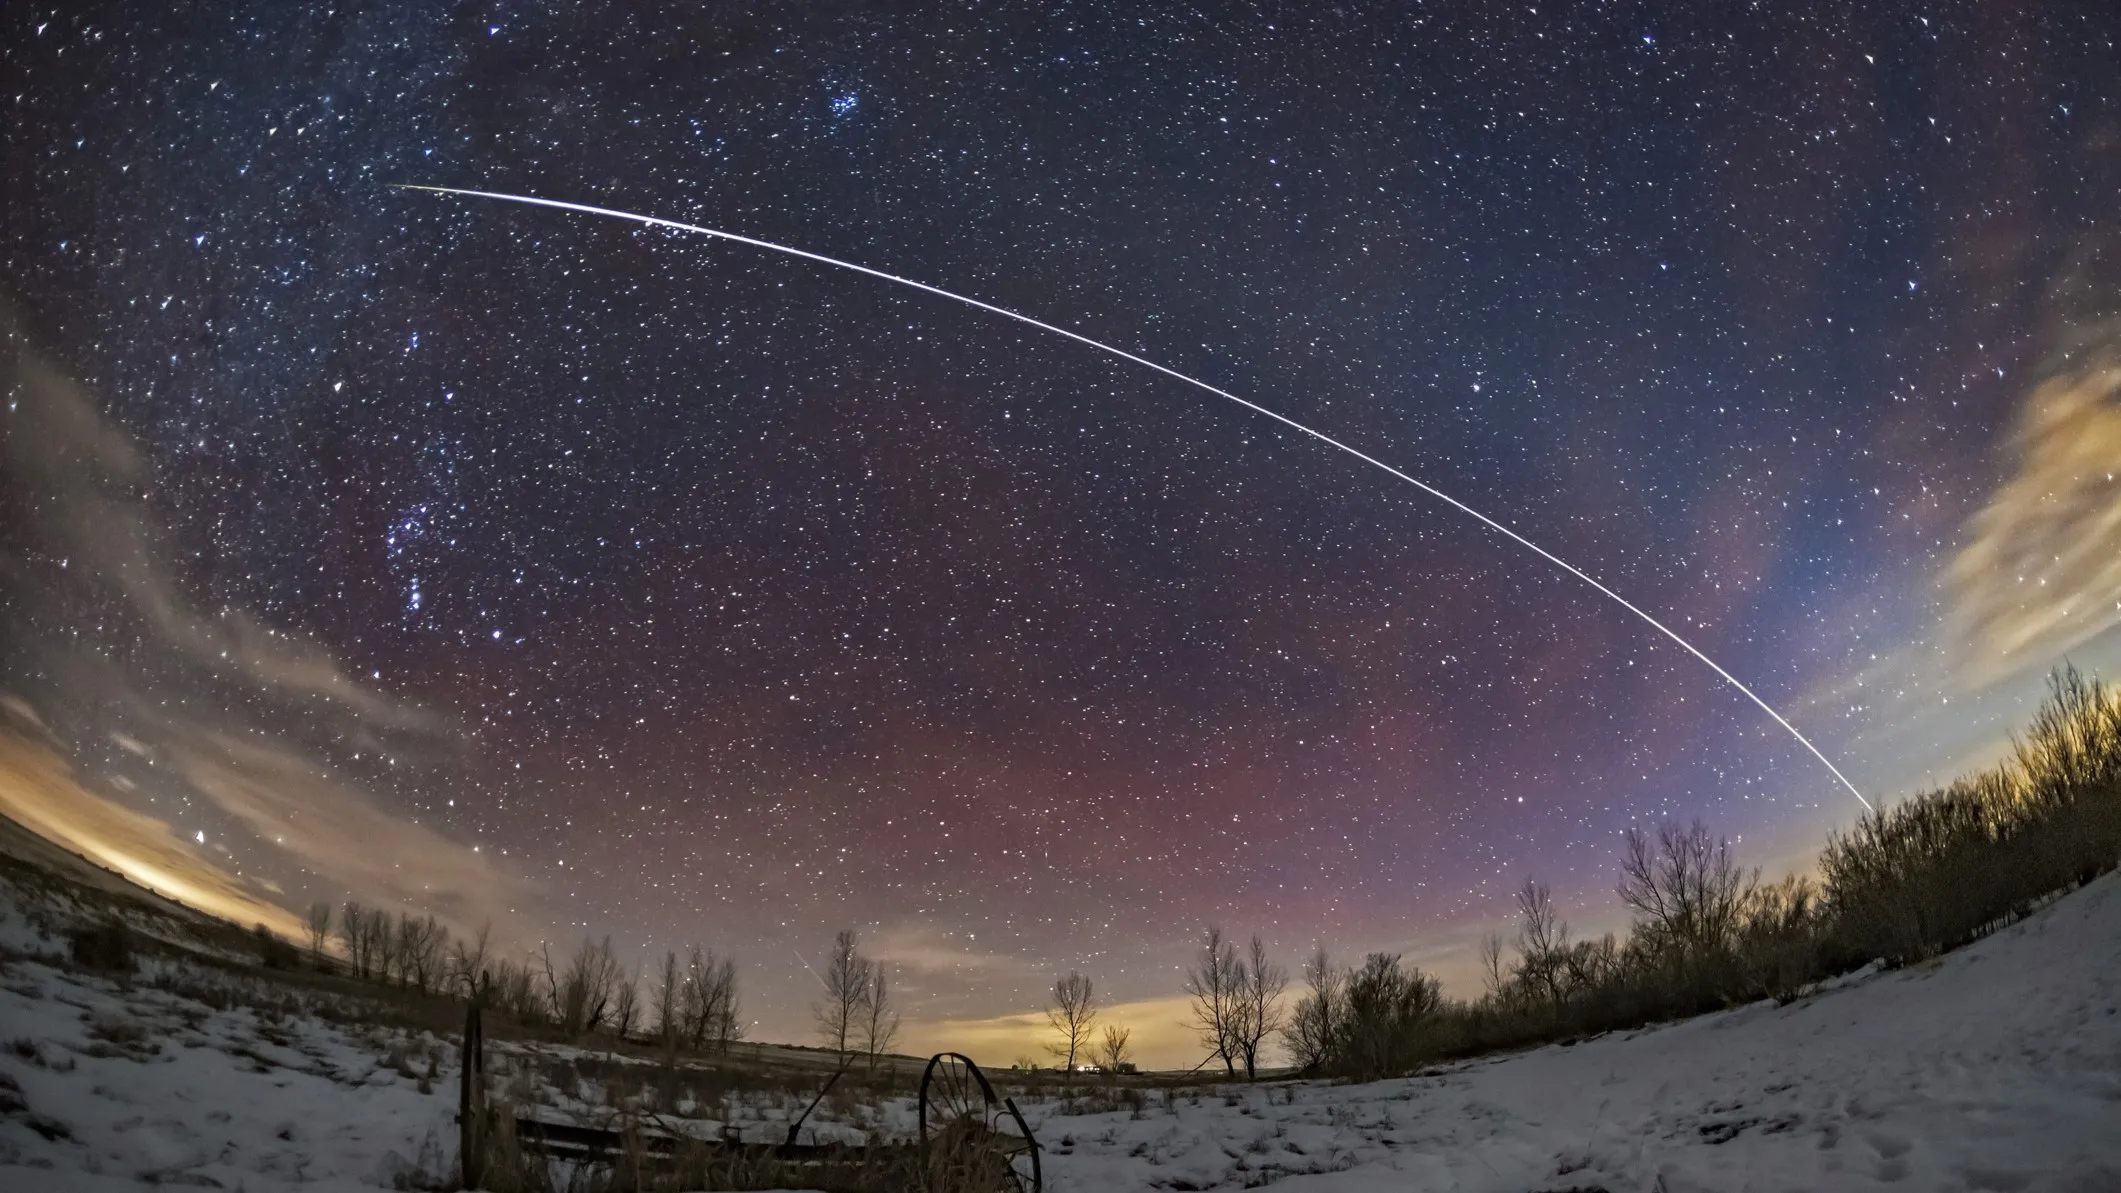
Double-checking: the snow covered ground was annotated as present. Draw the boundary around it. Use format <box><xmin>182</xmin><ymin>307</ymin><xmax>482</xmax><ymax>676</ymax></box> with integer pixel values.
<box><xmin>1027</xmin><ymin>871</ymin><xmax>2121</xmax><ymax>1193</ymax></box>
<box><xmin>0</xmin><ymin>950</ymin><xmax>459</xmax><ymax>1192</ymax></box>
<box><xmin>1</xmin><ymin>869</ymin><xmax>2117</xmax><ymax>1191</ymax></box>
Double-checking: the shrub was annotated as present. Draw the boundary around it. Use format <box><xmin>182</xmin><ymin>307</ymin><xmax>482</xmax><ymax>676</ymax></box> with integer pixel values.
<box><xmin>1616</xmin><ymin>820</ymin><xmax>1753</xmax><ymax>996</ymax></box>
<box><xmin>1415</xmin><ymin>664</ymin><xmax>2121</xmax><ymax>1071</ymax></box>
<box><xmin>1287</xmin><ymin>952</ymin><xmax>1442</xmax><ymax>1080</ymax></box>
<box><xmin>68</xmin><ymin>921</ymin><xmax>137</xmax><ymax>973</ymax></box>
<box><xmin>255</xmin><ymin>924</ymin><xmax>301</xmax><ymax>970</ymax></box>
<box><xmin>1734</xmin><ymin>875</ymin><xmax>1822</xmax><ymax>1004</ymax></box>
<box><xmin>1336</xmin><ymin>953</ymin><xmax>1442</xmax><ymax>1080</ymax></box>
<box><xmin>1822</xmin><ymin>665</ymin><xmax>2121</xmax><ymax>966</ymax></box>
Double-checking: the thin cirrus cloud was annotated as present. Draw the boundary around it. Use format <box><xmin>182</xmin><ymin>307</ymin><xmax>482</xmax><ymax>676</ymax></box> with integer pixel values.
<box><xmin>1792</xmin><ymin>236</ymin><xmax>2121</xmax><ymax>815</ymax></box>
<box><xmin>1</xmin><ymin>301</ymin><xmax>530</xmax><ymax>940</ymax></box>
<box><xmin>163</xmin><ymin>724</ymin><xmax>532</xmax><ymax>932</ymax></box>
<box><xmin>0</xmin><ymin>719</ymin><xmax>308</xmax><ymax>939</ymax></box>
<box><xmin>1</xmin><ymin>303</ymin><xmax>439</xmax><ymax>734</ymax></box>
<box><xmin>1947</xmin><ymin>378</ymin><xmax>2121</xmax><ymax>684</ymax></box>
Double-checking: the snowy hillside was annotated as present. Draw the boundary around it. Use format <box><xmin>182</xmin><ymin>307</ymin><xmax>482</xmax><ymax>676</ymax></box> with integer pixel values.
<box><xmin>1031</xmin><ymin>871</ymin><xmax>2121</xmax><ymax>1192</ymax></box>
<box><xmin>2</xmin><ymin>868</ymin><xmax>2117</xmax><ymax>1191</ymax></box>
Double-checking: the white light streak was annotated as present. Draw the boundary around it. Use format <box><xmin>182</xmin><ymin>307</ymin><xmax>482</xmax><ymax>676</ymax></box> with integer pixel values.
<box><xmin>398</xmin><ymin>183</ymin><xmax>1871</xmax><ymax>812</ymax></box>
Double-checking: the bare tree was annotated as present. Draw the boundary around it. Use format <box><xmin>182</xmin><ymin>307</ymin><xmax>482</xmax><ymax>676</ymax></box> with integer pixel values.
<box><xmin>682</xmin><ymin>948</ymin><xmax>711</xmax><ymax>1049</ymax></box>
<box><xmin>304</xmin><ymin>901</ymin><xmax>333</xmax><ymax>965</ymax></box>
<box><xmin>860</xmin><ymin>964</ymin><xmax>901</xmax><ymax>1073</ymax></box>
<box><xmin>420</xmin><ymin>916</ymin><xmax>447</xmax><ymax>992</ymax></box>
<box><xmin>394</xmin><ymin>914</ymin><xmax>416</xmax><ymax>988</ymax></box>
<box><xmin>1183</xmin><ymin>927</ymin><xmax>1244</xmax><ymax>1076</ymax></box>
<box><xmin>1618</xmin><ymin>821</ymin><xmax>1755</xmax><ymax>976</ymax></box>
<box><xmin>682</xmin><ymin>947</ymin><xmax>742</xmax><ymax>1053</ymax></box>
<box><xmin>398</xmin><ymin>914</ymin><xmax>448</xmax><ymax>994</ymax></box>
<box><xmin>340</xmin><ymin>902</ymin><xmax>369</xmax><ymax>978</ymax></box>
<box><xmin>1514</xmin><ymin>879</ymin><xmax>1570</xmax><ymax>1010</ymax></box>
<box><xmin>1044</xmin><ymin>972</ymin><xmax>1098</xmax><ymax>1078</ymax></box>
<box><xmin>581</xmin><ymin>938</ymin><xmax>623</xmax><ymax>1033</ymax></box>
<box><xmin>814</xmin><ymin>930</ymin><xmax>871</xmax><ymax>1060</ymax></box>
<box><xmin>544</xmin><ymin>937</ymin><xmax>623</xmax><ymax>1037</ymax></box>
<box><xmin>653</xmin><ymin>951</ymin><xmax>683</xmax><ymax>1051</ymax></box>
<box><xmin>610</xmin><ymin>964</ymin><xmax>642</xmax><ymax>1040</ymax></box>
<box><xmin>1337</xmin><ymin>953</ymin><xmax>1442</xmax><ymax>1081</ymax></box>
<box><xmin>491</xmin><ymin>957</ymin><xmax>542</xmax><ymax>1024</ymax></box>
<box><xmin>1737</xmin><ymin>874</ymin><xmax>1821</xmax><ymax>1003</ymax></box>
<box><xmin>708</xmin><ymin>955</ymin><xmax>743</xmax><ymax>1052</ymax></box>
<box><xmin>1478</xmin><ymin>932</ymin><xmax>1507</xmax><ymax>1000</ymax></box>
<box><xmin>1230</xmin><ymin>935</ymin><xmax>1288</xmax><ymax>1080</ymax></box>
<box><xmin>1094</xmin><ymin>1023</ymin><xmax>1133</xmax><ymax>1075</ymax></box>
<box><xmin>1561</xmin><ymin>932</ymin><xmax>1622</xmax><ymax>994</ymax></box>
<box><xmin>1285</xmin><ymin>947</ymin><xmax>1342</xmax><ymax>1073</ymax></box>
<box><xmin>368</xmin><ymin>910</ymin><xmax>400</xmax><ymax>984</ymax></box>
<box><xmin>450</xmin><ymin>923</ymin><xmax>494</xmax><ymax>1001</ymax></box>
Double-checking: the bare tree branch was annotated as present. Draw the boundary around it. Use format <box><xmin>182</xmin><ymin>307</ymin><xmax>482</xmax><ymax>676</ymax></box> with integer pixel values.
<box><xmin>814</xmin><ymin>929</ymin><xmax>871</xmax><ymax>1060</ymax></box>
<box><xmin>860</xmin><ymin>964</ymin><xmax>901</xmax><ymax>1074</ymax></box>
<box><xmin>1183</xmin><ymin>927</ymin><xmax>1244</xmax><ymax>1077</ymax></box>
<box><xmin>1044</xmin><ymin>972</ymin><xmax>1098</xmax><ymax>1080</ymax></box>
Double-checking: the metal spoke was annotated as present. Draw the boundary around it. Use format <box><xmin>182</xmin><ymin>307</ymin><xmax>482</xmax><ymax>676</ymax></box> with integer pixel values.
<box><xmin>919</xmin><ymin>1052</ymin><xmax>1040</xmax><ymax>1193</ymax></box>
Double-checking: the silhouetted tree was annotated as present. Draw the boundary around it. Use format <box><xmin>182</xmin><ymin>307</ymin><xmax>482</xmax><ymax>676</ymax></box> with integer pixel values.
<box><xmin>339</xmin><ymin>902</ymin><xmax>369</xmax><ymax>978</ymax></box>
<box><xmin>1285</xmin><ymin>947</ymin><xmax>1341</xmax><ymax>1073</ymax></box>
<box><xmin>814</xmin><ymin>929</ymin><xmax>871</xmax><ymax>1060</ymax></box>
<box><xmin>1183</xmin><ymin>927</ymin><xmax>1244</xmax><ymax>1076</ymax></box>
<box><xmin>1619</xmin><ymin>821</ymin><xmax>1754</xmax><ymax>986</ymax></box>
<box><xmin>543</xmin><ymin>937</ymin><xmax>622</xmax><ymax>1037</ymax></box>
<box><xmin>449</xmin><ymin>923</ymin><xmax>493</xmax><ymax>1000</ymax></box>
<box><xmin>1095</xmin><ymin>1023</ymin><xmax>1133</xmax><ymax>1075</ymax></box>
<box><xmin>861</xmin><ymin>964</ymin><xmax>901</xmax><ymax>1073</ymax></box>
<box><xmin>610</xmin><ymin>964</ymin><xmax>642</xmax><ymax>1040</ymax></box>
<box><xmin>1514</xmin><ymin>879</ymin><xmax>1571</xmax><ymax>1012</ymax></box>
<box><xmin>683</xmin><ymin>946</ymin><xmax>742</xmax><ymax>1053</ymax></box>
<box><xmin>1336</xmin><ymin>953</ymin><xmax>1441</xmax><ymax>1081</ymax></box>
<box><xmin>1044</xmin><ymin>972</ymin><xmax>1097</xmax><ymax>1079</ymax></box>
<box><xmin>304</xmin><ymin>901</ymin><xmax>332</xmax><ymax>965</ymax></box>
<box><xmin>1231</xmin><ymin>935</ymin><xmax>1287</xmax><ymax>1079</ymax></box>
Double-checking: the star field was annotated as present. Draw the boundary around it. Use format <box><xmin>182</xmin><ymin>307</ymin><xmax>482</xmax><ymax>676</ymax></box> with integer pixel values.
<box><xmin>3</xmin><ymin>2</ymin><xmax>2118</xmax><ymax>1044</ymax></box>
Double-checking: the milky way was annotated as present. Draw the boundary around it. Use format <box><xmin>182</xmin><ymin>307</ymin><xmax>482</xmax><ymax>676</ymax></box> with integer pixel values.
<box><xmin>4</xmin><ymin>3</ymin><xmax>2117</xmax><ymax>1060</ymax></box>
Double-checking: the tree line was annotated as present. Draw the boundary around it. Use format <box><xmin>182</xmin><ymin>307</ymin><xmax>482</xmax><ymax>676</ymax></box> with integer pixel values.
<box><xmin>1160</xmin><ymin>665</ymin><xmax>2121</xmax><ymax>1081</ymax></box>
<box><xmin>289</xmin><ymin>912</ymin><xmax>901</xmax><ymax>1071</ymax></box>
<box><xmin>274</xmin><ymin>664</ymin><xmax>2117</xmax><ymax>1084</ymax></box>
<box><xmin>809</xmin><ymin>929</ymin><xmax>903</xmax><ymax>1074</ymax></box>
<box><xmin>289</xmin><ymin>902</ymin><xmax>746</xmax><ymax>1054</ymax></box>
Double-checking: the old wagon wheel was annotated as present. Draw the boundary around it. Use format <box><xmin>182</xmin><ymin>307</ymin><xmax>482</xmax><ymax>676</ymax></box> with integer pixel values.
<box><xmin>918</xmin><ymin>1052</ymin><xmax>1040</xmax><ymax>1193</ymax></box>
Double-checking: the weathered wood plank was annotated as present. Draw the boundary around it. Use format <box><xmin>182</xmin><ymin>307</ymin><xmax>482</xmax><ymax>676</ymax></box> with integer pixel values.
<box><xmin>507</xmin><ymin>1115</ymin><xmax>911</xmax><ymax>1164</ymax></box>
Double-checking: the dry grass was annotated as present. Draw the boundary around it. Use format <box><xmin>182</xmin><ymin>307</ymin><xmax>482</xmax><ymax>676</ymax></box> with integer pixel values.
<box><xmin>463</xmin><ymin>1099</ymin><xmax>1032</xmax><ymax>1192</ymax></box>
<box><xmin>65</xmin><ymin>921</ymin><xmax>137</xmax><ymax>973</ymax></box>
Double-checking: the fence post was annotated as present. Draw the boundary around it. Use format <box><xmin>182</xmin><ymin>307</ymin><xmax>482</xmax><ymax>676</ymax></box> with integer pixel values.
<box><xmin>460</xmin><ymin>1001</ymin><xmax>485</xmax><ymax>1189</ymax></box>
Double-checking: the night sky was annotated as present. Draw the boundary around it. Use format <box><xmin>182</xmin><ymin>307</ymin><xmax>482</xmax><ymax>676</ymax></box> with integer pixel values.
<box><xmin>4</xmin><ymin>2</ymin><xmax>2119</xmax><ymax>1061</ymax></box>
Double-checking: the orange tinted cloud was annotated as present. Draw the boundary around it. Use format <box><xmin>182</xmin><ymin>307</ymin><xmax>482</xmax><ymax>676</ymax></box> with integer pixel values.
<box><xmin>901</xmin><ymin>994</ymin><xmax>1216</xmax><ymax>1073</ymax></box>
<box><xmin>0</xmin><ymin>726</ymin><xmax>305</xmax><ymax>939</ymax></box>
<box><xmin>1947</xmin><ymin>351</ymin><xmax>2121</xmax><ymax>685</ymax></box>
<box><xmin>163</xmin><ymin>725</ymin><xmax>532</xmax><ymax>933</ymax></box>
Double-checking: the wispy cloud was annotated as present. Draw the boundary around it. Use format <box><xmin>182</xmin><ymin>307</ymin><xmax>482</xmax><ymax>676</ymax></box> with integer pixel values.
<box><xmin>902</xmin><ymin>994</ymin><xmax>1212</xmax><ymax>1072</ymax></box>
<box><xmin>0</xmin><ymin>301</ymin><xmax>537</xmax><ymax>942</ymax></box>
<box><xmin>869</xmin><ymin>921</ymin><xmax>1043</xmax><ymax>983</ymax></box>
<box><xmin>1946</xmin><ymin>363</ymin><xmax>2121</xmax><ymax>684</ymax></box>
<box><xmin>163</xmin><ymin>725</ymin><xmax>531</xmax><ymax>932</ymax></box>
<box><xmin>1</xmin><ymin>307</ymin><xmax>439</xmax><ymax>731</ymax></box>
<box><xmin>0</xmin><ymin>722</ymin><xmax>306</xmax><ymax>938</ymax></box>
<box><xmin>1946</xmin><ymin>238</ymin><xmax>2121</xmax><ymax>688</ymax></box>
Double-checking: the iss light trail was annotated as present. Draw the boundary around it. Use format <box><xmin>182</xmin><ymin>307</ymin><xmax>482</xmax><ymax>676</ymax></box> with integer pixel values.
<box><xmin>397</xmin><ymin>183</ymin><xmax>1873</xmax><ymax>813</ymax></box>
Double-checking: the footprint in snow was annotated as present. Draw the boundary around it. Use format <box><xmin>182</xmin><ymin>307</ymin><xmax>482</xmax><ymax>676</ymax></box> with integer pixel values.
<box><xmin>1867</xmin><ymin>1131</ymin><xmax>1912</xmax><ymax>1159</ymax></box>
